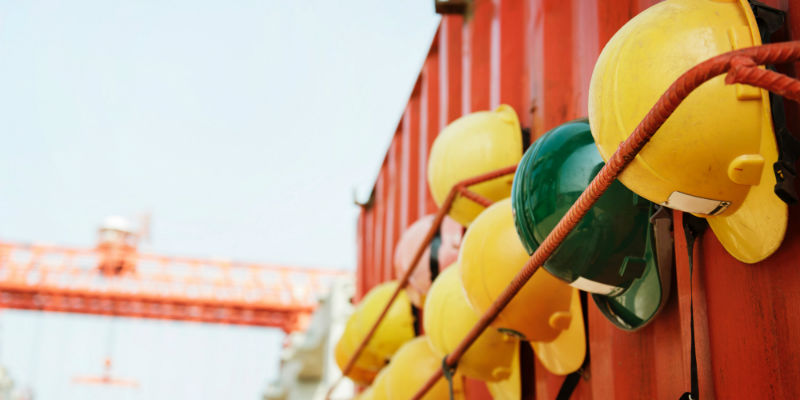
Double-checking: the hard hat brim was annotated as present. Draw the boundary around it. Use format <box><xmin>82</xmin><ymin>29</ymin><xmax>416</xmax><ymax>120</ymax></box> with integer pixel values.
<box><xmin>530</xmin><ymin>288</ymin><xmax>586</xmax><ymax>375</ymax></box>
<box><xmin>696</xmin><ymin>1</ymin><xmax>788</xmax><ymax>264</ymax></box>
<box><xmin>486</xmin><ymin>341</ymin><xmax>521</xmax><ymax>400</ymax></box>
<box><xmin>592</xmin><ymin>212</ymin><xmax>671</xmax><ymax>330</ymax></box>
<box><xmin>706</xmin><ymin>122</ymin><xmax>788</xmax><ymax>263</ymax></box>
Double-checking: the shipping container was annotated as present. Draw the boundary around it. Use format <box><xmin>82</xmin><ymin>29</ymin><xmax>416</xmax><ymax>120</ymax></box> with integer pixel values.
<box><xmin>355</xmin><ymin>1</ymin><xmax>800</xmax><ymax>398</ymax></box>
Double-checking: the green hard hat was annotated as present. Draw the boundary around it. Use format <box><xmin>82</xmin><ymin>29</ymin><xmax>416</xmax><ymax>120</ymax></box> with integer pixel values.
<box><xmin>511</xmin><ymin>119</ymin><xmax>673</xmax><ymax>330</ymax></box>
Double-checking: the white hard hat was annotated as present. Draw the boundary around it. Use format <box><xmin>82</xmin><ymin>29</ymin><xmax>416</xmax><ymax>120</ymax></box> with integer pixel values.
<box><xmin>100</xmin><ymin>216</ymin><xmax>133</xmax><ymax>233</ymax></box>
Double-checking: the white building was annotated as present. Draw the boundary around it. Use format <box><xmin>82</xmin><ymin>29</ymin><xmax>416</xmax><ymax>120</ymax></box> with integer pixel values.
<box><xmin>263</xmin><ymin>276</ymin><xmax>356</xmax><ymax>400</ymax></box>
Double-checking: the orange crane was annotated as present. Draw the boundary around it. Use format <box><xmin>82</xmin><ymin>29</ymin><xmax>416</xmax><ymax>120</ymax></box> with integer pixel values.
<box><xmin>0</xmin><ymin>217</ymin><xmax>350</xmax><ymax>334</ymax></box>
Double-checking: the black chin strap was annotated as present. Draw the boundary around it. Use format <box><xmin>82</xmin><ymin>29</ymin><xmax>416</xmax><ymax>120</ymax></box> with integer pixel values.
<box><xmin>429</xmin><ymin>231</ymin><xmax>442</xmax><ymax>281</ymax></box>
<box><xmin>442</xmin><ymin>356</ymin><xmax>457</xmax><ymax>400</ymax></box>
<box><xmin>768</xmin><ymin>79</ymin><xmax>800</xmax><ymax>204</ymax></box>
<box><xmin>750</xmin><ymin>1</ymin><xmax>799</xmax><ymax>204</ymax></box>
<box><xmin>679</xmin><ymin>214</ymin><xmax>708</xmax><ymax>400</ymax></box>
<box><xmin>521</xmin><ymin>127</ymin><xmax>532</xmax><ymax>152</ymax></box>
<box><xmin>410</xmin><ymin>304</ymin><xmax>422</xmax><ymax>336</ymax></box>
<box><xmin>520</xmin><ymin>342</ymin><xmax>536</xmax><ymax>400</ymax></box>
<box><xmin>417</xmin><ymin>230</ymin><xmax>443</xmax><ymax>338</ymax></box>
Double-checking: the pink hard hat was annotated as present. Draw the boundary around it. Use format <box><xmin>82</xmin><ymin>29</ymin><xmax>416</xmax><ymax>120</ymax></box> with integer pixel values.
<box><xmin>393</xmin><ymin>214</ymin><xmax>463</xmax><ymax>307</ymax></box>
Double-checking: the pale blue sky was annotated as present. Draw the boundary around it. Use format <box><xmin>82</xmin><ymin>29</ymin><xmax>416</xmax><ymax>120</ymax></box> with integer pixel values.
<box><xmin>0</xmin><ymin>1</ymin><xmax>439</xmax><ymax>398</ymax></box>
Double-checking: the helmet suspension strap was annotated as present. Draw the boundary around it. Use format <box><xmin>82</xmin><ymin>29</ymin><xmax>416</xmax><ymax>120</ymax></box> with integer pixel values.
<box><xmin>441</xmin><ymin>356</ymin><xmax>457</xmax><ymax>400</ymax></box>
<box><xmin>679</xmin><ymin>214</ymin><xmax>708</xmax><ymax>400</ymax></box>
<box><xmin>750</xmin><ymin>2</ymin><xmax>799</xmax><ymax>204</ymax></box>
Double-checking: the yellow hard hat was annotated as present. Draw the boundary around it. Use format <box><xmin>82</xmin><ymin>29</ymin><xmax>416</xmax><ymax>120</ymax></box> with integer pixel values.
<box><xmin>459</xmin><ymin>198</ymin><xmax>586</xmax><ymax>374</ymax></box>
<box><xmin>460</xmin><ymin>198</ymin><xmax>572</xmax><ymax>342</ymax></box>
<box><xmin>370</xmin><ymin>366</ymin><xmax>391</xmax><ymax>400</ymax></box>
<box><xmin>530</xmin><ymin>288</ymin><xmax>586</xmax><ymax>375</ymax></box>
<box><xmin>588</xmin><ymin>0</ymin><xmax>787</xmax><ymax>263</ymax></box>
<box><xmin>486</xmin><ymin>344</ymin><xmax>521</xmax><ymax>400</ymax></box>
<box><xmin>334</xmin><ymin>314</ymin><xmax>384</xmax><ymax>385</ymax></box>
<box><xmin>354</xmin><ymin>387</ymin><xmax>373</xmax><ymax>400</ymax></box>
<box><xmin>354</xmin><ymin>281</ymin><xmax>416</xmax><ymax>361</ymax></box>
<box><xmin>427</xmin><ymin>105</ymin><xmax>523</xmax><ymax>227</ymax></box>
<box><xmin>423</xmin><ymin>263</ymin><xmax>518</xmax><ymax>382</ymax></box>
<box><xmin>385</xmin><ymin>337</ymin><xmax>465</xmax><ymax>400</ymax></box>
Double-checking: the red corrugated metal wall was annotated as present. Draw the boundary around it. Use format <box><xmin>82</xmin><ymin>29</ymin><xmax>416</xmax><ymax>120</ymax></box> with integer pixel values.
<box><xmin>355</xmin><ymin>0</ymin><xmax>800</xmax><ymax>398</ymax></box>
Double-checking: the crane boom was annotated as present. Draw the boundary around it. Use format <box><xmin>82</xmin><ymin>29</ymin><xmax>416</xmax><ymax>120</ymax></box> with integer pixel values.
<box><xmin>0</xmin><ymin>241</ymin><xmax>349</xmax><ymax>332</ymax></box>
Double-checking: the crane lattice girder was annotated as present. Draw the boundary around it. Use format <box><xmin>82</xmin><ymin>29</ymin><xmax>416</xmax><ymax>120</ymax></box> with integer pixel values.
<box><xmin>0</xmin><ymin>241</ymin><xmax>348</xmax><ymax>333</ymax></box>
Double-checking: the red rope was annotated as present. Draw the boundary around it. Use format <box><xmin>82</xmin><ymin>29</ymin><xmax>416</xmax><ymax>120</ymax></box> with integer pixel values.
<box><xmin>324</xmin><ymin>165</ymin><xmax>517</xmax><ymax>400</ymax></box>
<box><xmin>409</xmin><ymin>41</ymin><xmax>800</xmax><ymax>399</ymax></box>
<box><xmin>726</xmin><ymin>56</ymin><xmax>800</xmax><ymax>102</ymax></box>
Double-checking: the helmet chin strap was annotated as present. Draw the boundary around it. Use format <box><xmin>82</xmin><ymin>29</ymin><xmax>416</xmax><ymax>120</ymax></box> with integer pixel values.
<box><xmin>750</xmin><ymin>1</ymin><xmax>799</xmax><ymax>204</ymax></box>
<box><xmin>679</xmin><ymin>214</ymin><xmax>708</xmax><ymax>400</ymax></box>
<box><xmin>410</xmin><ymin>304</ymin><xmax>422</xmax><ymax>337</ymax></box>
<box><xmin>768</xmin><ymin>82</ymin><xmax>799</xmax><ymax>204</ymax></box>
<box><xmin>441</xmin><ymin>356</ymin><xmax>457</xmax><ymax>400</ymax></box>
<box><xmin>428</xmin><ymin>230</ymin><xmax>442</xmax><ymax>281</ymax></box>
<box><xmin>650</xmin><ymin>205</ymin><xmax>675</xmax><ymax>320</ymax></box>
<box><xmin>412</xmin><ymin>229</ymin><xmax>443</xmax><ymax>337</ymax></box>
<box><xmin>520</xmin><ymin>127</ymin><xmax>532</xmax><ymax>152</ymax></box>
